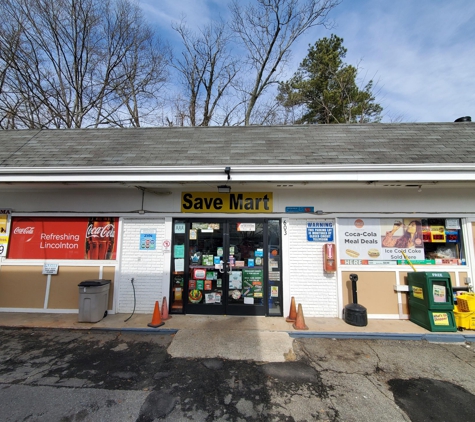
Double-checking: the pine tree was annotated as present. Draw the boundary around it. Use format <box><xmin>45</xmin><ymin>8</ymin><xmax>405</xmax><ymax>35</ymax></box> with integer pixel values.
<box><xmin>278</xmin><ymin>35</ymin><xmax>382</xmax><ymax>124</ymax></box>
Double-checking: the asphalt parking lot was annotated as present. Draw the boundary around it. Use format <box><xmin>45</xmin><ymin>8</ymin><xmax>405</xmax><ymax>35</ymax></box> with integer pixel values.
<box><xmin>0</xmin><ymin>327</ymin><xmax>474</xmax><ymax>421</ymax></box>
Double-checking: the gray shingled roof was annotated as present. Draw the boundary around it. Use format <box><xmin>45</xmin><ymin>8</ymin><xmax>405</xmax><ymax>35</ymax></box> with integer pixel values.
<box><xmin>0</xmin><ymin>123</ymin><xmax>474</xmax><ymax>168</ymax></box>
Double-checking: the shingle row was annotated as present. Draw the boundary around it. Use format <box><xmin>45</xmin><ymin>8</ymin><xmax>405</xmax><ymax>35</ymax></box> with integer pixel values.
<box><xmin>0</xmin><ymin>123</ymin><xmax>474</xmax><ymax>168</ymax></box>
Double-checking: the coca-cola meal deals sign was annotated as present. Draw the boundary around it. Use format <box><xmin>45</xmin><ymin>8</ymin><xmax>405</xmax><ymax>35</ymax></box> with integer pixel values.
<box><xmin>8</xmin><ymin>217</ymin><xmax>118</xmax><ymax>260</ymax></box>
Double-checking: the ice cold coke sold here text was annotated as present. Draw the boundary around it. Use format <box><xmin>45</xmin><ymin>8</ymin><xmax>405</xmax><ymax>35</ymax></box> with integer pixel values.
<box><xmin>386</xmin><ymin>248</ymin><xmax>418</xmax><ymax>260</ymax></box>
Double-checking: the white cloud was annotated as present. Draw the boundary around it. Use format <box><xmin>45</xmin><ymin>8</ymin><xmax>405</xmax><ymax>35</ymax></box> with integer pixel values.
<box><xmin>139</xmin><ymin>0</ymin><xmax>228</xmax><ymax>30</ymax></box>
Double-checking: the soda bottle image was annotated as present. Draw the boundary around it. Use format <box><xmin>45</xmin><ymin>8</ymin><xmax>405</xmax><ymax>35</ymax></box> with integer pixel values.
<box><xmin>85</xmin><ymin>218</ymin><xmax>115</xmax><ymax>260</ymax></box>
<box><xmin>104</xmin><ymin>218</ymin><xmax>116</xmax><ymax>259</ymax></box>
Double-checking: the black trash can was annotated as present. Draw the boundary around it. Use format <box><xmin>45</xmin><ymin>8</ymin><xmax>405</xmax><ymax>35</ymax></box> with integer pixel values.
<box><xmin>78</xmin><ymin>279</ymin><xmax>111</xmax><ymax>322</ymax></box>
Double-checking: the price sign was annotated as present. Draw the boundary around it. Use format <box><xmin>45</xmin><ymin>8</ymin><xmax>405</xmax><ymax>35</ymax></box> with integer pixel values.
<box><xmin>446</xmin><ymin>230</ymin><xmax>459</xmax><ymax>243</ymax></box>
<box><xmin>430</xmin><ymin>232</ymin><xmax>446</xmax><ymax>243</ymax></box>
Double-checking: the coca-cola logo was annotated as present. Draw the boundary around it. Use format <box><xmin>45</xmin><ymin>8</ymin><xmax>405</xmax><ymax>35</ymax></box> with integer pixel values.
<box><xmin>14</xmin><ymin>226</ymin><xmax>35</xmax><ymax>235</ymax></box>
<box><xmin>86</xmin><ymin>223</ymin><xmax>115</xmax><ymax>239</ymax></box>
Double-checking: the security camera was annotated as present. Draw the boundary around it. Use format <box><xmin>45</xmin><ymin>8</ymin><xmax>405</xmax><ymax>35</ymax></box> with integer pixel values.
<box><xmin>349</xmin><ymin>274</ymin><xmax>358</xmax><ymax>282</ymax></box>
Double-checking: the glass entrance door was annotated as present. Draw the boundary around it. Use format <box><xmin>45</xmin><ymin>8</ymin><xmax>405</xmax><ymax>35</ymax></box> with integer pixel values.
<box><xmin>187</xmin><ymin>221</ymin><xmax>227</xmax><ymax>315</ymax></box>
<box><xmin>169</xmin><ymin>219</ymin><xmax>282</xmax><ymax>316</ymax></box>
<box><xmin>226</xmin><ymin>221</ymin><xmax>265</xmax><ymax>315</ymax></box>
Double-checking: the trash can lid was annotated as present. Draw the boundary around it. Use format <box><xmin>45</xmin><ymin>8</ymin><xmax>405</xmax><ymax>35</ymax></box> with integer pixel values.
<box><xmin>78</xmin><ymin>279</ymin><xmax>111</xmax><ymax>287</ymax></box>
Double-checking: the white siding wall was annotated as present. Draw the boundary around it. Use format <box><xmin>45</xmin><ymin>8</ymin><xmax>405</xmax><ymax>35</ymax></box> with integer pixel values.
<box><xmin>287</xmin><ymin>219</ymin><xmax>338</xmax><ymax>317</ymax></box>
<box><xmin>117</xmin><ymin>218</ymin><xmax>166</xmax><ymax>313</ymax></box>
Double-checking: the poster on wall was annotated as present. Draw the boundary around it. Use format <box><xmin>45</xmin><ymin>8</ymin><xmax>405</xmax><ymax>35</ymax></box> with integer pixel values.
<box><xmin>338</xmin><ymin>218</ymin><xmax>425</xmax><ymax>262</ymax></box>
<box><xmin>140</xmin><ymin>229</ymin><xmax>157</xmax><ymax>250</ymax></box>
<box><xmin>242</xmin><ymin>269</ymin><xmax>263</xmax><ymax>298</ymax></box>
<box><xmin>7</xmin><ymin>217</ymin><xmax>118</xmax><ymax>260</ymax></box>
<box><xmin>0</xmin><ymin>209</ymin><xmax>12</xmax><ymax>257</ymax></box>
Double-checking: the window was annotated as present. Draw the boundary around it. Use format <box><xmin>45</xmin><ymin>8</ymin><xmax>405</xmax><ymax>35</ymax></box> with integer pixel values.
<box><xmin>338</xmin><ymin>218</ymin><xmax>465</xmax><ymax>266</ymax></box>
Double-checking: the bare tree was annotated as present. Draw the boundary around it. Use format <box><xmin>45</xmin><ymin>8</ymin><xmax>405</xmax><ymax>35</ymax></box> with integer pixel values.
<box><xmin>171</xmin><ymin>19</ymin><xmax>239</xmax><ymax>126</ymax></box>
<box><xmin>0</xmin><ymin>19</ymin><xmax>24</xmax><ymax>129</ymax></box>
<box><xmin>92</xmin><ymin>1</ymin><xmax>169</xmax><ymax>128</ymax></box>
<box><xmin>230</xmin><ymin>0</ymin><xmax>340</xmax><ymax>125</ymax></box>
<box><xmin>0</xmin><ymin>0</ymin><xmax>168</xmax><ymax>129</ymax></box>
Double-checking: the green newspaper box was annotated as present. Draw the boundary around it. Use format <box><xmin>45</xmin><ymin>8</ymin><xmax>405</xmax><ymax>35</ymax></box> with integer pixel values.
<box><xmin>408</xmin><ymin>301</ymin><xmax>457</xmax><ymax>332</ymax></box>
<box><xmin>408</xmin><ymin>272</ymin><xmax>457</xmax><ymax>332</ymax></box>
<box><xmin>408</xmin><ymin>272</ymin><xmax>454</xmax><ymax>310</ymax></box>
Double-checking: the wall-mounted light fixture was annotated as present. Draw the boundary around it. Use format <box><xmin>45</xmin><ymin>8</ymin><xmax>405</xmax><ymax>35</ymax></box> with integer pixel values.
<box><xmin>218</xmin><ymin>185</ymin><xmax>231</xmax><ymax>193</ymax></box>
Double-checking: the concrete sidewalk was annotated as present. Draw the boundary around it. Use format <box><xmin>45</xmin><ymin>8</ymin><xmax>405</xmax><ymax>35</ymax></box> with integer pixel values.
<box><xmin>1</xmin><ymin>311</ymin><xmax>474</xmax><ymax>362</ymax></box>
<box><xmin>1</xmin><ymin>311</ymin><xmax>474</xmax><ymax>342</ymax></box>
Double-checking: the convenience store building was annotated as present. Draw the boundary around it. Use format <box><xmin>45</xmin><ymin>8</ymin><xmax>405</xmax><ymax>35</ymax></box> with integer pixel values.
<box><xmin>1</xmin><ymin>122</ymin><xmax>474</xmax><ymax>320</ymax></box>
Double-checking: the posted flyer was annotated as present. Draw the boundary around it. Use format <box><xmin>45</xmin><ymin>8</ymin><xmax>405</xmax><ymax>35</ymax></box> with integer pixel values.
<box><xmin>338</xmin><ymin>218</ymin><xmax>425</xmax><ymax>262</ymax></box>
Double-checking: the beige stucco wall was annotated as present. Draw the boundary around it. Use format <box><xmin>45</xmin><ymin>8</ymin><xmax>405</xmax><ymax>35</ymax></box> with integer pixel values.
<box><xmin>0</xmin><ymin>266</ymin><xmax>46</xmax><ymax>308</ymax></box>
<box><xmin>342</xmin><ymin>271</ymin><xmax>399</xmax><ymax>315</ymax></box>
<box><xmin>0</xmin><ymin>265</ymin><xmax>115</xmax><ymax>310</ymax></box>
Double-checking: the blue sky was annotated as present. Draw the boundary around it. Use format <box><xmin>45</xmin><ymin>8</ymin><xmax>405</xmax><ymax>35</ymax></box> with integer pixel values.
<box><xmin>139</xmin><ymin>0</ymin><xmax>475</xmax><ymax>123</ymax></box>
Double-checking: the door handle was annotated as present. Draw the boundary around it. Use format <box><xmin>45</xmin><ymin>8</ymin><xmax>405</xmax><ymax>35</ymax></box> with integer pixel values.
<box><xmin>218</xmin><ymin>260</ymin><xmax>225</xmax><ymax>274</ymax></box>
<box><xmin>227</xmin><ymin>256</ymin><xmax>235</xmax><ymax>274</ymax></box>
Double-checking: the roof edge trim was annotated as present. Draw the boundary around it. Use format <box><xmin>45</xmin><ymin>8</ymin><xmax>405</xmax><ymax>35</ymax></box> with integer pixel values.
<box><xmin>2</xmin><ymin>163</ymin><xmax>475</xmax><ymax>175</ymax></box>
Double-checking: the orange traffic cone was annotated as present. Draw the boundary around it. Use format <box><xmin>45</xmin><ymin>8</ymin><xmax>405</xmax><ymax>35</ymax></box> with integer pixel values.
<box><xmin>286</xmin><ymin>296</ymin><xmax>297</xmax><ymax>322</ymax></box>
<box><xmin>292</xmin><ymin>303</ymin><xmax>309</xmax><ymax>330</ymax></box>
<box><xmin>161</xmin><ymin>296</ymin><xmax>171</xmax><ymax>321</ymax></box>
<box><xmin>147</xmin><ymin>301</ymin><xmax>164</xmax><ymax>328</ymax></box>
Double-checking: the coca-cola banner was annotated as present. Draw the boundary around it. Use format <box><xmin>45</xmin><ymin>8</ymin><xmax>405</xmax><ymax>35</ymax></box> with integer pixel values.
<box><xmin>7</xmin><ymin>217</ymin><xmax>118</xmax><ymax>260</ymax></box>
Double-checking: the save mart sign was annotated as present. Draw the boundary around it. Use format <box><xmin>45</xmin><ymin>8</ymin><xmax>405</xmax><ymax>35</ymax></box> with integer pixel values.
<box><xmin>181</xmin><ymin>192</ymin><xmax>273</xmax><ymax>213</ymax></box>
